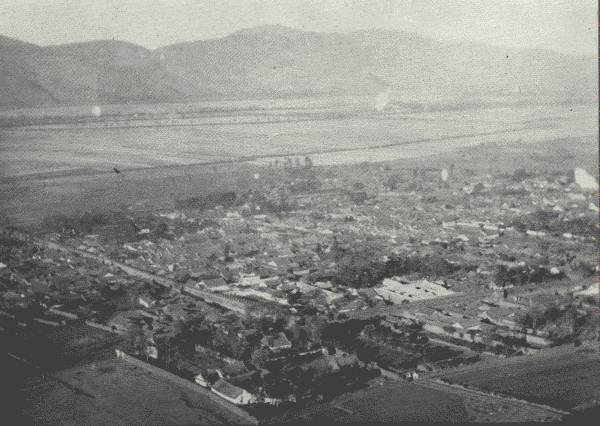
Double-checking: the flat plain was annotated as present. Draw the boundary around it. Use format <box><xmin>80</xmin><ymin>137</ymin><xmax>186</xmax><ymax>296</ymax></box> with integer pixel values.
<box><xmin>0</xmin><ymin>99</ymin><xmax>596</xmax><ymax>226</ymax></box>
<box><xmin>0</xmin><ymin>101</ymin><xmax>595</xmax><ymax>177</ymax></box>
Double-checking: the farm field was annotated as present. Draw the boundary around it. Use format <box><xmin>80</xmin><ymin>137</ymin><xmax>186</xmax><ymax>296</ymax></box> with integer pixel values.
<box><xmin>275</xmin><ymin>380</ymin><xmax>469</xmax><ymax>423</ymax></box>
<box><xmin>2</xmin><ymin>323</ymin><xmax>123</xmax><ymax>371</ymax></box>
<box><xmin>275</xmin><ymin>377</ymin><xmax>564</xmax><ymax>423</ymax></box>
<box><xmin>439</xmin><ymin>342</ymin><xmax>600</xmax><ymax>411</ymax></box>
<box><xmin>17</xmin><ymin>358</ymin><xmax>251</xmax><ymax>425</ymax></box>
<box><xmin>0</xmin><ymin>103</ymin><xmax>595</xmax><ymax>177</ymax></box>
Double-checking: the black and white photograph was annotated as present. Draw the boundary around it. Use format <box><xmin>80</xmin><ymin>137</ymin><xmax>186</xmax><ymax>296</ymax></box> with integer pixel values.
<box><xmin>0</xmin><ymin>1</ymin><xmax>598</xmax><ymax>424</ymax></box>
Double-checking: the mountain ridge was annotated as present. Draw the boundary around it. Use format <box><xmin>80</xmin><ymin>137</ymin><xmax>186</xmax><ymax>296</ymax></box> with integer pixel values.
<box><xmin>0</xmin><ymin>26</ymin><xmax>596</xmax><ymax>108</ymax></box>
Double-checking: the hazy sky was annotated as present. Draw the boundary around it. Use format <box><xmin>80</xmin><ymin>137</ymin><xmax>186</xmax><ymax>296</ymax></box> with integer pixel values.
<box><xmin>1</xmin><ymin>0</ymin><xmax>597</xmax><ymax>54</ymax></box>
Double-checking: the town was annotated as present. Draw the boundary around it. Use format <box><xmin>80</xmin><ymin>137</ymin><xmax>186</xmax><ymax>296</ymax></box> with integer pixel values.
<box><xmin>1</xmin><ymin>151</ymin><xmax>597</xmax><ymax>422</ymax></box>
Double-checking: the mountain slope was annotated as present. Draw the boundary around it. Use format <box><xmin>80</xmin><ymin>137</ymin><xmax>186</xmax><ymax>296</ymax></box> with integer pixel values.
<box><xmin>0</xmin><ymin>36</ymin><xmax>214</xmax><ymax>107</ymax></box>
<box><xmin>0</xmin><ymin>35</ymin><xmax>99</xmax><ymax>107</ymax></box>
<box><xmin>158</xmin><ymin>26</ymin><xmax>596</xmax><ymax>101</ymax></box>
<box><xmin>0</xmin><ymin>26</ymin><xmax>596</xmax><ymax>108</ymax></box>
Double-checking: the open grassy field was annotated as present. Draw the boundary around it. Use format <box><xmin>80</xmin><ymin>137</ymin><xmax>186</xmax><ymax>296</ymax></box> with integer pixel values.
<box><xmin>439</xmin><ymin>342</ymin><xmax>600</xmax><ymax>411</ymax></box>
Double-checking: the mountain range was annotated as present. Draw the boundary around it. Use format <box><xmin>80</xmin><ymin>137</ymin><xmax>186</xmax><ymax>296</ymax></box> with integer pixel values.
<box><xmin>0</xmin><ymin>25</ymin><xmax>596</xmax><ymax>108</ymax></box>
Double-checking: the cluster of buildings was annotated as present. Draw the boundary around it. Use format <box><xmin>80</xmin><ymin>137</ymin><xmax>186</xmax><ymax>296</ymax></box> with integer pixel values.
<box><xmin>0</xmin><ymin>163</ymin><xmax>597</xmax><ymax>413</ymax></box>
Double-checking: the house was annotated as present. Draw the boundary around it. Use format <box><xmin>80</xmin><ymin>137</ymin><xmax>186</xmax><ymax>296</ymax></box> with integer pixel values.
<box><xmin>335</xmin><ymin>353</ymin><xmax>359</xmax><ymax>368</ymax></box>
<box><xmin>48</xmin><ymin>307</ymin><xmax>78</xmax><ymax>320</ymax></box>
<box><xmin>108</xmin><ymin>311</ymin><xmax>137</xmax><ymax>334</ymax></box>
<box><xmin>32</xmin><ymin>317</ymin><xmax>61</xmax><ymax>327</ymax></box>
<box><xmin>226</xmin><ymin>261</ymin><xmax>245</xmax><ymax>274</ymax></box>
<box><xmin>230</xmin><ymin>288</ymin><xmax>288</xmax><ymax>306</ymax></box>
<box><xmin>261</xmin><ymin>332</ymin><xmax>292</xmax><ymax>353</ymax></box>
<box><xmin>211</xmin><ymin>379</ymin><xmax>255</xmax><ymax>405</ymax></box>
<box><xmin>314</xmin><ymin>281</ymin><xmax>333</xmax><ymax>290</ymax></box>
<box><xmin>574</xmin><ymin>285</ymin><xmax>598</xmax><ymax>298</ymax></box>
<box><xmin>337</xmin><ymin>298</ymin><xmax>363</xmax><ymax>313</ymax></box>
<box><xmin>238</xmin><ymin>273</ymin><xmax>263</xmax><ymax>288</ymax></box>
<box><xmin>262</xmin><ymin>257</ymin><xmax>291</xmax><ymax>274</ymax></box>
<box><xmin>305</xmin><ymin>355</ymin><xmax>340</xmax><ymax>373</ymax></box>
<box><xmin>263</xmin><ymin>277</ymin><xmax>282</xmax><ymax>288</ymax></box>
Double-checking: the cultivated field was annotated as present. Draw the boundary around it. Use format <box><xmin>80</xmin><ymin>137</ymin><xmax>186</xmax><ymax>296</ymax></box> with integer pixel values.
<box><xmin>0</xmin><ymin>101</ymin><xmax>595</xmax><ymax>177</ymax></box>
<box><xmin>276</xmin><ymin>380</ymin><xmax>469</xmax><ymax>423</ymax></box>
<box><xmin>439</xmin><ymin>342</ymin><xmax>600</xmax><ymax>411</ymax></box>
<box><xmin>276</xmin><ymin>376</ymin><xmax>565</xmax><ymax>423</ymax></box>
<box><xmin>18</xmin><ymin>358</ymin><xmax>251</xmax><ymax>425</ymax></box>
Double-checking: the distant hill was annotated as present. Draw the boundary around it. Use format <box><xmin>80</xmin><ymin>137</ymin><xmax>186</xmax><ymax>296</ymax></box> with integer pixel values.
<box><xmin>0</xmin><ymin>26</ymin><xmax>596</xmax><ymax>108</ymax></box>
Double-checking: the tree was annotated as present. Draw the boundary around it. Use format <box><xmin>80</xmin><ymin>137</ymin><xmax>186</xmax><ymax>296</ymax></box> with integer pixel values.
<box><xmin>520</xmin><ymin>303</ymin><xmax>547</xmax><ymax>329</ymax></box>
<box><xmin>250</xmin><ymin>347</ymin><xmax>271</xmax><ymax>369</ymax></box>
<box><xmin>352</xmin><ymin>181</ymin><xmax>366</xmax><ymax>191</ymax></box>
<box><xmin>223</xmin><ymin>241</ymin><xmax>234</xmax><ymax>262</ymax></box>
<box><xmin>333</xmin><ymin>240</ymin><xmax>386</xmax><ymax>288</ymax></box>
<box><xmin>384</xmin><ymin>174</ymin><xmax>402</xmax><ymax>191</ymax></box>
